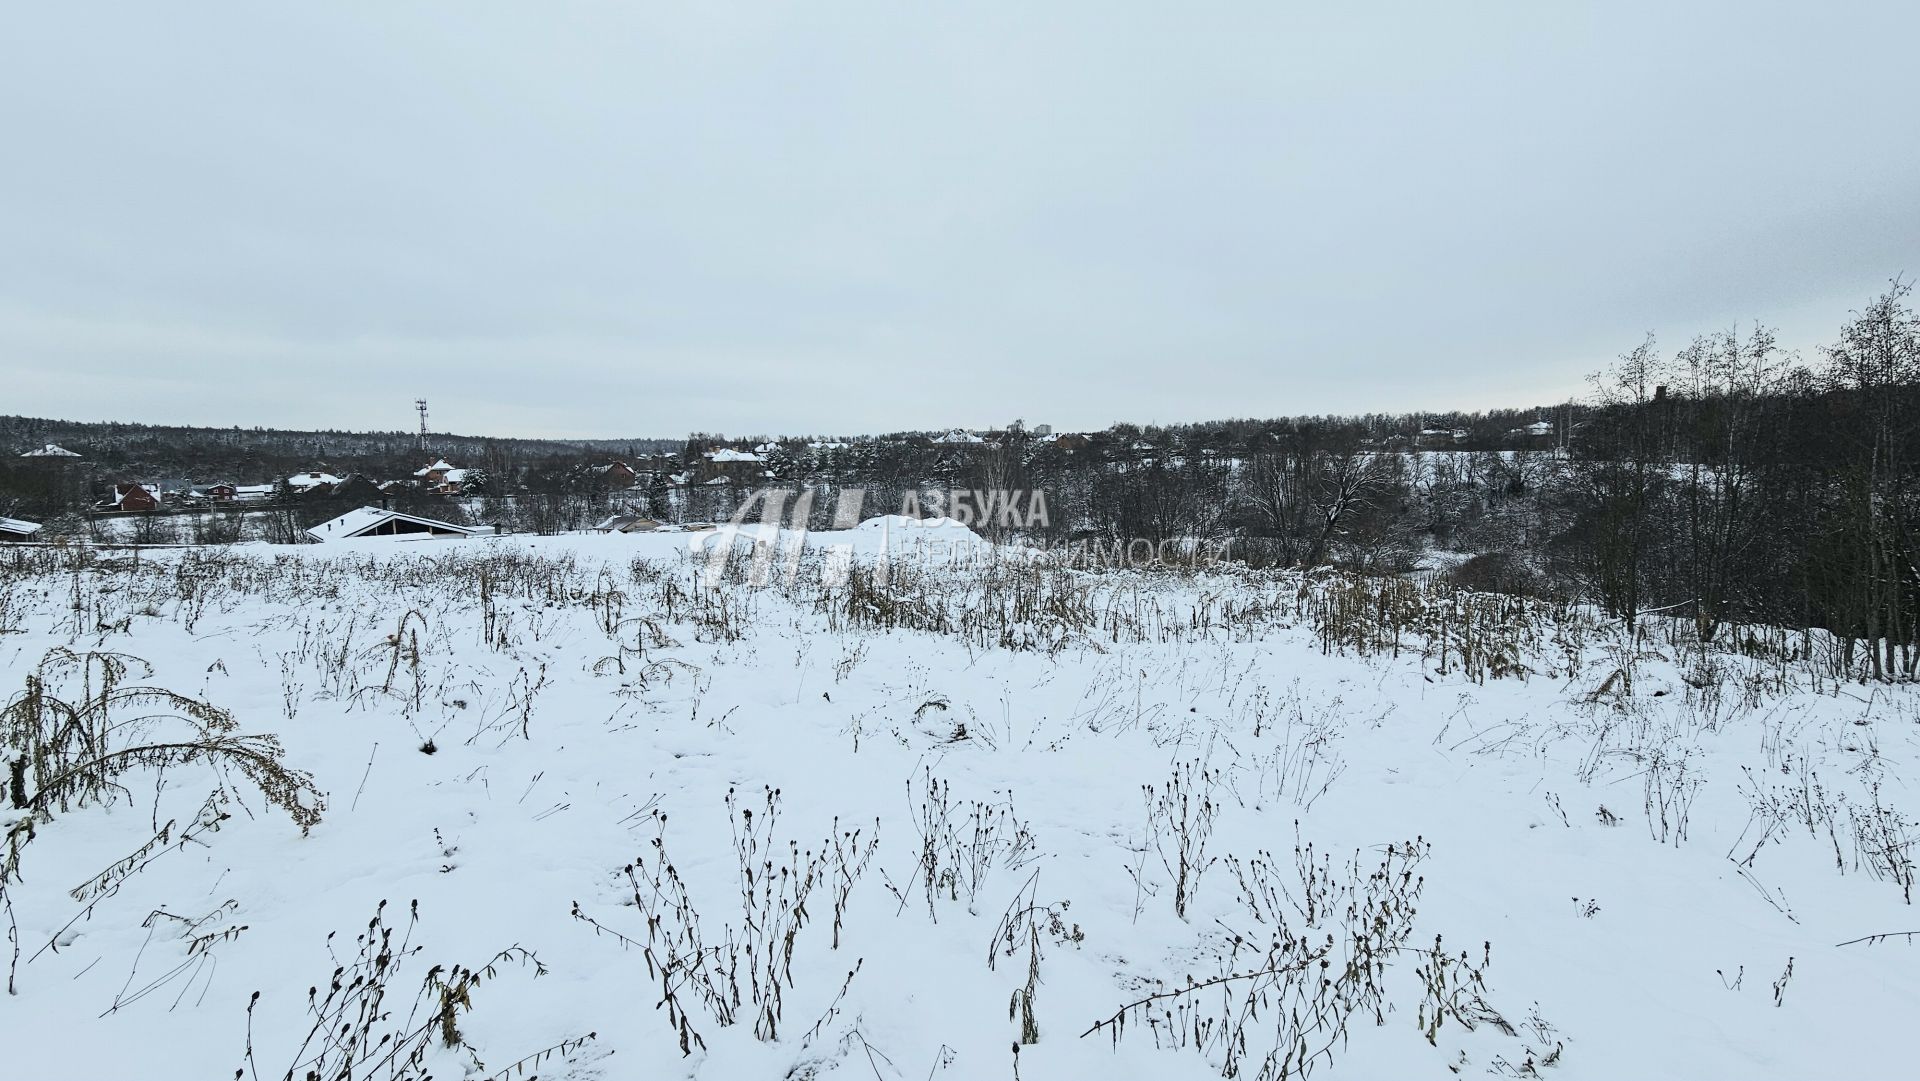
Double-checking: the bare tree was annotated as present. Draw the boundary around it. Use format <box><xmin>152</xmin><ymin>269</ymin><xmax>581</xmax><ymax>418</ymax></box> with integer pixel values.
<box><xmin>1303</xmin><ymin>444</ymin><xmax>1397</xmax><ymax>566</ymax></box>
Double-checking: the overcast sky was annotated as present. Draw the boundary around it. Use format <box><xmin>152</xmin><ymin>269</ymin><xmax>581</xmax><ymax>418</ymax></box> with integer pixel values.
<box><xmin>2</xmin><ymin>2</ymin><xmax>1916</xmax><ymax>439</ymax></box>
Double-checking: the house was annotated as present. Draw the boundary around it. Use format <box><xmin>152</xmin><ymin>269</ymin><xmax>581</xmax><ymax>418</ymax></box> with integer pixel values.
<box><xmin>304</xmin><ymin>506</ymin><xmax>489</xmax><ymax>542</ymax></box>
<box><xmin>413</xmin><ymin>459</ymin><xmax>457</xmax><ymax>483</ymax></box>
<box><xmin>104</xmin><ymin>483</ymin><xmax>160</xmax><ymax>513</ymax></box>
<box><xmin>234</xmin><ymin>484</ymin><xmax>276</xmax><ymax>502</ymax></box>
<box><xmin>1416</xmin><ymin>428</ymin><xmax>1469</xmax><ymax>449</ymax></box>
<box><xmin>0</xmin><ymin>516</ymin><xmax>43</xmax><ymax>542</ymax></box>
<box><xmin>1501</xmin><ymin>420</ymin><xmax>1556</xmax><ymax>450</ymax></box>
<box><xmin>19</xmin><ymin>444</ymin><xmax>81</xmax><ymax>460</ymax></box>
<box><xmin>203</xmin><ymin>483</ymin><xmax>238</xmax><ymax>502</ymax></box>
<box><xmin>410</xmin><ymin>460</ymin><xmax>478</xmax><ymax>495</ymax></box>
<box><xmin>591</xmin><ymin>512</ymin><xmax>661</xmax><ymax>534</ymax></box>
<box><xmin>154</xmin><ymin>478</ymin><xmax>197</xmax><ymax>504</ymax></box>
<box><xmin>588</xmin><ymin>461</ymin><xmax>638</xmax><ymax>490</ymax></box>
<box><xmin>695</xmin><ymin>447</ymin><xmax>769</xmax><ymax>485</ymax></box>
<box><xmin>287</xmin><ymin>471</ymin><xmax>343</xmax><ymax>494</ymax></box>
<box><xmin>631</xmin><ymin>453</ymin><xmax>680</xmax><ymax>477</ymax></box>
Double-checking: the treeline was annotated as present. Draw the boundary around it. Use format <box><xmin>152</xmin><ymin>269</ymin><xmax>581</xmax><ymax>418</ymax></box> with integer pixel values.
<box><xmin>665</xmin><ymin>283</ymin><xmax>1920</xmax><ymax>678</ymax></box>
<box><xmin>1557</xmin><ymin>284</ymin><xmax>1920</xmax><ymax>678</ymax></box>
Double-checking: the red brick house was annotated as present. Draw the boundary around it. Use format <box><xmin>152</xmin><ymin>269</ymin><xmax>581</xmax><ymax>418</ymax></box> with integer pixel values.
<box><xmin>107</xmin><ymin>483</ymin><xmax>160</xmax><ymax>513</ymax></box>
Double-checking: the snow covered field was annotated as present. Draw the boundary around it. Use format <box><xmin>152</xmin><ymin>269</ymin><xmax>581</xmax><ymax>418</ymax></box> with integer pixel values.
<box><xmin>2</xmin><ymin>521</ymin><xmax>1917</xmax><ymax>1079</ymax></box>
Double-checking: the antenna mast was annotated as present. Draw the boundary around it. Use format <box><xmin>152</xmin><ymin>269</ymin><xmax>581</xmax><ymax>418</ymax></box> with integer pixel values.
<box><xmin>415</xmin><ymin>399</ymin><xmax>430</xmax><ymax>450</ymax></box>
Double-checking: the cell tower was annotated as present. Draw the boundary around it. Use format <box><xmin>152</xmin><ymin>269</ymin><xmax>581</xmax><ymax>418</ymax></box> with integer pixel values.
<box><xmin>415</xmin><ymin>399</ymin><xmax>430</xmax><ymax>450</ymax></box>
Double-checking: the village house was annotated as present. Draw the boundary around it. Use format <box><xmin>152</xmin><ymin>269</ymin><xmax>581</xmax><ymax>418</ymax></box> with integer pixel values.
<box><xmin>19</xmin><ymin>443</ymin><xmax>82</xmax><ymax>460</ymax></box>
<box><xmin>693</xmin><ymin>447</ymin><xmax>770</xmax><ymax>485</ymax></box>
<box><xmin>630</xmin><ymin>453</ymin><xmax>680</xmax><ymax>477</ymax></box>
<box><xmin>584</xmin><ymin>461</ymin><xmax>638</xmax><ymax>490</ymax></box>
<box><xmin>102</xmin><ymin>483</ymin><xmax>160</xmax><ymax>513</ymax></box>
<box><xmin>411</xmin><ymin>460</ymin><xmax>476</xmax><ymax>495</ymax></box>
<box><xmin>304</xmin><ymin>506</ymin><xmax>489</xmax><ymax>542</ymax></box>
<box><xmin>591</xmin><ymin>511</ymin><xmax>662</xmax><ymax>534</ymax></box>
<box><xmin>0</xmin><ymin>516</ymin><xmax>44</xmax><ymax>542</ymax></box>
<box><xmin>287</xmin><ymin>471</ymin><xmax>343</xmax><ymax>494</ymax></box>
<box><xmin>1416</xmin><ymin>428</ymin><xmax>1470</xmax><ymax>449</ymax></box>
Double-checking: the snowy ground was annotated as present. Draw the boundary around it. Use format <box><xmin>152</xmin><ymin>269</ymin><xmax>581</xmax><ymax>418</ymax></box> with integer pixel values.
<box><xmin>1</xmin><ymin>521</ymin><xmax>1917</xmax><ymax>1080</ymax></box>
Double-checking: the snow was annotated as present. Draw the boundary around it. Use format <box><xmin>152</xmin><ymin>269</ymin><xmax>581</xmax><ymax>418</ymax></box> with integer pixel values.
<box><xmin>19</xmin><ymin>443</ymin><xmax>80</xmax><ymax>457</ymax></box>
<box><xmin>1</xmin><ymin>532</ymin><xmax>1917</xmax><ymax>1079</ymax></box>
<box><xmin>705</xmin><ymin>448</ymin><xmax>764</xmax><ymax>463</ymax></box>
<box><xmin>0</xmin><ymin>515</ymin><xmax>42</xmax><ymax>536</ymax></box>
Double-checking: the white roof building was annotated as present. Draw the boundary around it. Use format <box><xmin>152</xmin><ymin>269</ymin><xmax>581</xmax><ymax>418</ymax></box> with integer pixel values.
<box><xmin>0</xmin><ymin>516</ymin><xmax>44</xmax><ymax>540</ymax></box>
<box><xmin>287</xmin><ymin>472</ymin><xmax>343</xmax><ymax>491</ymax></box>
<box><xmin>304</xmin><ymin>506</ymin><xmax>490</xmax><ymax>543</ymax></box>
<box><xmin>20</xmin><ymin>444</ymin><xmax>80</xmax><ymax>458</ymax></box>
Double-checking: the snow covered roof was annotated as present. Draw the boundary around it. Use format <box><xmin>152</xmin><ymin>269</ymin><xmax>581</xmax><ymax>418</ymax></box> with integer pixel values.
<box><xmin>442</xmin><ymin>469</ymin><xmax>470</xmax><ymax>483</ymax></box>
<box><xmin>592</xmin><ymin>514</ymin><xmax>660</xmax><ymax>534</ymax></box>
<box><xmin>0</xmin><ymin>516</ymin><xmax>43</xmax><ymax>537</ymax></box>
<box><xmin>304</xmin><ymin>506</ymin><xmax>487</xmax><ymax>542</ymax></box>
<box><xmin>933</xmin><ymin>429</ymin><xmax>984</xmax><ymax>444</ymax></box>
<box><xmin>288</xmin><ymin>472</ymin><xmax>343</xmax><ymax>488</ymax></box>
<box><xmin>413</xmin><ymin>460</ymin><xmax>457</xmax><ymax>477</ymax></box>
<box><xmin>20</xmin><ymin>443</ymin><xmax>80</xmax><ymax>458</ymax></box>
<box><xmin>705</xmin><ymin>448</ymin><xmax>764</xmax><ymax>463</ymax></box>
<box><xmin>1526</xmin><ymin>420</ymin><xmax>1554</xmax><ymax>435</ymax></box>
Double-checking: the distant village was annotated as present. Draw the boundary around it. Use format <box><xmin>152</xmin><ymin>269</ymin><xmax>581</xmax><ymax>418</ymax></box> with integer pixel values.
<box><xmin>0</xmin><ymin>411</ymin><xmax>1574</xmax><ymax>546</ymax></box>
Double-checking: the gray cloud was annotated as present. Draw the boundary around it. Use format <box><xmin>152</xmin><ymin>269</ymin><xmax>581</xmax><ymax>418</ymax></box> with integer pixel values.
<box><xmin>3</xmin><ymin>1</ymin><xmax>1916</xmax><ymax>437</ymax></box>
